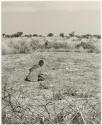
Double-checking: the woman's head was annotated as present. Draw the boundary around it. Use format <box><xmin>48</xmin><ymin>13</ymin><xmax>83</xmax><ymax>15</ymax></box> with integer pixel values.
<box><xmin>38</xmin><ymin>60</ymin><xmax>44</xmax><ymax>66</ymax></box>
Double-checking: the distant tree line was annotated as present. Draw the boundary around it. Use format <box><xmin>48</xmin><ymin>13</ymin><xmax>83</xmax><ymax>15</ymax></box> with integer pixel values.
<box><xmin>2</xmin><ymin>32</ymin><xmax>101</xmax><ymax>39</ymax></box>
<box><xmin>2</xmin><ymin>32</ymin><xmax>23</xmax><ymax>38</ymax></box>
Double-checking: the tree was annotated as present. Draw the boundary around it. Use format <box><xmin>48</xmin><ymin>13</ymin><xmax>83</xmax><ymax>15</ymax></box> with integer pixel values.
<box><xmin>2</xmin><ymin>33</ymin><xmax>5</xmax><ymax>37</ymax></box>
<box><xmin>69</xmin><ymin>32</ymin><xmax>75</xmax><ymax>37</ymax></box>
<box><xmin>33</xmin><ymin>34</ymin><xmax>38</xmax><ymax>37</ymax></box>
<box><xmin>17</xmin><ymin>32</ymin><xmax>23</xmax><ymax>37</ymax></box>
<box><xmin>12</xmin><ymin>32</ymin><xmax>23</xmax><ymax>37</ymax></box>
<box><xmin>93</xmin><ymin>35</ymin><xmax>101</xmax><ymax>39</ymax></box>
<box><xmin>59</xmin><ymin>33</ymin><xmax>64</xmax><ymax>37</ymax></box>
<box><xmin>47</xmin><ymin>33</ymin><xmax>54</xmax><ymax>37</ymax></box>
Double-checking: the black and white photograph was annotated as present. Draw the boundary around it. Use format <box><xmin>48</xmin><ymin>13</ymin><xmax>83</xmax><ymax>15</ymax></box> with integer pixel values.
<box><xmin>1</xmin><ymin>0</ymin><xmax>101</xmax><ymax>124</ymax></box>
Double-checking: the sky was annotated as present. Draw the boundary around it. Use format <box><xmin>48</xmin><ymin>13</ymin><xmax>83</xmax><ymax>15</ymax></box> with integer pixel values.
<box><xmin>2</xmin><ymin>1</ymin><xmax>101</xmax><ymax>35</ymax></box>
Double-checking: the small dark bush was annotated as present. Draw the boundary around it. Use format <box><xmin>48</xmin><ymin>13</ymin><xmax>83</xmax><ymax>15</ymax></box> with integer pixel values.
<box><xmin>47</xmin><ymin>33</ymin><xmax>54</xmax><ymax>37</ymax></box>
<box><xmin>59</xmin><ymin>33</ymin><xmax>64</xmax><ymax>37</ymax></box>
<box><xmin>33</xmin><ymin>34</ymin><xmax>38</xmax><ymax>37</ymax></box>
<box><xmin>75</xmin><ymin>42</ymin><xmax>95</xmax><ymax>50</ymax></box>
<box><xmin>69</xmin><ymin>32</ymin><xmax>75</xmax><ymax>37</ymax></box>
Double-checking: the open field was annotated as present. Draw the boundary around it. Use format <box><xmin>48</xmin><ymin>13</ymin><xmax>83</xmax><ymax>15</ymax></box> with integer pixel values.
<box><xmin>2</xmin><ymin>1</ymin><xmax>101</xmax><ymax>123</ymax></box>
<box><xmin>2</xmin><ymin>51</ymin><xmax>101</xmax><ymax>124</ymax></box>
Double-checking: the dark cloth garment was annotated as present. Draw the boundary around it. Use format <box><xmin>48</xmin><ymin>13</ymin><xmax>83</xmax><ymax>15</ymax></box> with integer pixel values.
<box><xmin>38</xmin><ymin>74</ymin><xmax>45</xmax><ymax>81</ymax></box>
<box><xmin>25</xmin><ymin>77</ymin><xmax>31</xmax><ymax>81</ymax></box>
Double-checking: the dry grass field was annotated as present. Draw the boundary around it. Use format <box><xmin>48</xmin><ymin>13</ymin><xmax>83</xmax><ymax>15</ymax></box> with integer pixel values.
<box><xmin>2</xmin><ymin>36</ymin><xmax>101</xmax><ymax>124</ymax></box>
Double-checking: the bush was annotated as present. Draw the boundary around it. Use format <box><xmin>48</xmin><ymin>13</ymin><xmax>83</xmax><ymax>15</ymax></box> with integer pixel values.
<box><xmin>59</xmin><ymin>33</ymin><xmax>64</xmax><ymax>37</ymax></box>
<box><xmin>47</xmin><ymin>33</ymin><xmax>54</xmax><ymax>37</ymax></box>
<box><xmin>30</xmin><ymin>39</ymin><xmax>44</xmax><ymax>50</ymax></box>
<box><xmin>8</xmin><ymin>39</ymin><xmax>30</xmax><ymax>54</ymax></box>
<box><xmin>75</xmin><ymin>42</ymin><xmax>94</xmax><ymax>49</ymax></box>
<box><xmin>69</xmin><ymin>32</ymin><xmax>75</xmax><ymax>37</ymax></box>
<box><xmin>52</xmin><ymin>42</ymin><xmax>67</xmax><ymax>49</ymax></box>
<box><xmin>33</xmin><ymin>34</ymin><xmax>38</xmax><ymax>37</ymax></box>
<box><xmin>75</xmin><ymin>41</ymin><xmax>100</xmax><ymax>53</ymax></box>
